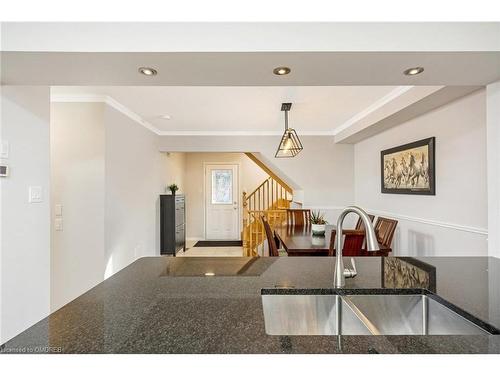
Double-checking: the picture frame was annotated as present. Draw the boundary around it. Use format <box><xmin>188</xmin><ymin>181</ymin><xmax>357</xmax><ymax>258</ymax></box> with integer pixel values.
<box><xmin>381</xmin><ymin>137</ymin><xmax>435</xmax><ymax>195</ymax></box>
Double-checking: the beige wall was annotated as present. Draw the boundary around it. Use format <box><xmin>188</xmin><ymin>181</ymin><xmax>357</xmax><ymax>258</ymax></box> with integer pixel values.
<box><xmin>183</xmin><ymin>152</ymin><xmax>269</xmax><ymax>239</ymax></box>
<box><xmin>354</xmin><ymin>90</ymin><xmax>487</xmax><ymax>256</ymax></box>
<box><xmin>162</xmin><ymin>152</ymin><xmax>186</xmax><ymax>194</ymax></box>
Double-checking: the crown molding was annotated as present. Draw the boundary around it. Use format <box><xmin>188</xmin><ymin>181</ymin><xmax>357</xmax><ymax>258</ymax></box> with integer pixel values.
<box><xmin>50</xmin><ymin>94</ymin><xmax>161</xmax><ymax>135</ymax></box>
<box><xmin>54</xmin><ymin>87</ymin><xmax>439</xmax><ymax>139</ymax></box>
<box><xmin>50</xmin><ymin>94</ymin><xmax>107</xmax><ymax>103</ymax></box>
<box><xmin>104</xmin><ymin>96</ymin><xmax>160</xmax><ymax>135</ymax></box>
<box><xmin>332</xmin><ymin>86</ymin><xmax>414</xmax><ymax>136</ymax></box>
<box><xmin>156</xmin><ymin>130</ymin><xmax>335</xmax><ymax>136</ymax></box>
<box><xmin>50</xmin><ymin>94</ymin><xmax>336</xmax><ymax>137</ymax></box>
<box><xmin>50</xmin><ymin>94</ymin><xmax>334</xmax><ymax>137</ymax></box>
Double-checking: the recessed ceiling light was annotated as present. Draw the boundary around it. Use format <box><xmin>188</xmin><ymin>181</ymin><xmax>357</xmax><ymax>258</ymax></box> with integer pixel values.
<box><xmin>273</xmin><ymin>66</ymin><xmax>291</xmax><ymax>76</ymax></box>
<box><xmin>204</xmin><ymin>272</ymin><xmax>215</xmax><ymax>277</ymax></box>
<box><xmin>159</xmin><ymin>115</ymin><xmax>171</xmax><ymax>120</ymax></box>
<box><xmin>138</xmin><ymin>67</ymin><xmax>158</xmax><ymax>76</ymax></box>
<box><xmin>403</xmin><ymin>67</ymin><xmax>424</xmax><ymax>76</ymax></box>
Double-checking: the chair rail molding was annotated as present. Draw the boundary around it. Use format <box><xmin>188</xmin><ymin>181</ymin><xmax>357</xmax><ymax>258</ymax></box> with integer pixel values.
<box><xmin>310</xmin><ymin>206</ymin><xmax>488</xmax><ymax>235</ymax></box>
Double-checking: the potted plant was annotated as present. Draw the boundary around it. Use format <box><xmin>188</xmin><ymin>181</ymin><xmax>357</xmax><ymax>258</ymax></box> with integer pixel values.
<box><xmin>310</xmin><ymin>210</ymin><xmax>328</xmax><ymax>236</ymax></box>
<box><xmin>167</xmin><ymin>183</ymin><xmax>179</xmax><ymax>195</ymax></box>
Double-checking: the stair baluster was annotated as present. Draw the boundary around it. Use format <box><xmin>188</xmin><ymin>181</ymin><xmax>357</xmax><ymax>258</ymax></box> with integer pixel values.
<box><xmin>242</xmin><ymin>176</ymin><xmax>293</xmax><ymax>256</ymax></box>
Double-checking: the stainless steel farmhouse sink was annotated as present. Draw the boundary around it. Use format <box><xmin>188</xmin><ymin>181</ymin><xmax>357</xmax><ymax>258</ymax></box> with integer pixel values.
<box><xmin>261</xmin><ymin>291</ymin><xmax>496</xmax><ymax>336</ymax></box>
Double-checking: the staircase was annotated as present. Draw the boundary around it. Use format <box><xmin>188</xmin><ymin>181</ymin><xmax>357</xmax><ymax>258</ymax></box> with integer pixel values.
<box><xmin>242</xmin><ymin>176</ymin><xmax>293</xmax><ymax>256</ymax></box>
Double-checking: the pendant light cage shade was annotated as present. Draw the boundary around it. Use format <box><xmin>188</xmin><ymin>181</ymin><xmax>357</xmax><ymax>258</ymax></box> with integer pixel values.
<box><xmin>275</xmin><ymin>129</ymin><xmax>303</xmax><ymax>158</ymax></box>
<box><xmin>275</xmin><ymin>103</ymin><xmax>303</xmax><ymax>158</ymax></box>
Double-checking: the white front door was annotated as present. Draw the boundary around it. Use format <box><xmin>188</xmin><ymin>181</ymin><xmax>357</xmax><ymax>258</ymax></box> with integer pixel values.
<box><xmin>205</xmin><ymin>164</ymin><xmax>239</xmax><ymax>240</ymax></box>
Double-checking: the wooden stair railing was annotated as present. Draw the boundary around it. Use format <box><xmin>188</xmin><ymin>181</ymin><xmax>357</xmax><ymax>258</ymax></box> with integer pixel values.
<box><xmin>243</xmin><ymin>210</ymin><xmax>288</xmax><ymax>257</ymax></box>
<box><xmin>242</xmin><ymin>176</ymin><xmax>293</xmax><ymax>256</ymax></box>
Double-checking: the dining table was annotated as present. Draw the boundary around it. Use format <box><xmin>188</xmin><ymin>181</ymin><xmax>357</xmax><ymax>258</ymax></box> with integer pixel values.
<box><xmin>273</xmin><ymin>224</ymin><xmax>391</xmax><ymax>257</ymax></box>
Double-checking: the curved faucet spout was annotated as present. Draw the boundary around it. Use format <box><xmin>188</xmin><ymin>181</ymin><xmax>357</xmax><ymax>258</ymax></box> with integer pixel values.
<box><xmin>334</xmin><ymin>206</ymin><xmax>379</xmax><ymax>288</ymax></box>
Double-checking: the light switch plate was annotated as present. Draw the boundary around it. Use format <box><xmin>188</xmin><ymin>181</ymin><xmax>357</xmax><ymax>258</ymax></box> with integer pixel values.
<box><xmin>0</xmin><ymin>165</ymin><xmax>8</xmax><ymax>177</ymax></box>
<box><xmin>0</xmin><ymin>141</ymin><xmax>9</xmax><ymax>159</ymax></box>
<box><xmin>54</xmin><ymin>218</ymin><xmax>63</xmax><ymax>231</ymax></box>
<box><xmin>29</xmin><ymin>186</ymin><xmax>43</xmax><ymax>203</ymax></box>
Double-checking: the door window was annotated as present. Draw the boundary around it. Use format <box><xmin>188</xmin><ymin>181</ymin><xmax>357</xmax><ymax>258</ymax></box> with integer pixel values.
<box><xmin>211</xmin><ymin>169</ymin><xmax>233</xmax><ymax>204</ymax></box>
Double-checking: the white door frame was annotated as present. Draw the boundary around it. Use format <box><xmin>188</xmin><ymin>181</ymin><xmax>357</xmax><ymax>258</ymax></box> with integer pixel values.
<box><xmin>203</xmin><ymin>162</ymin><xmax>242</xmax><ymax>240</ymax></box>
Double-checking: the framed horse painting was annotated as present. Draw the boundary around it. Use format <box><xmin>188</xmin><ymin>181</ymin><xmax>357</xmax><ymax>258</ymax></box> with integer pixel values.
<box><xmin>381</xmin><ymin>137</ymin><xmax>435</xmax><ymax>195</ymax></box>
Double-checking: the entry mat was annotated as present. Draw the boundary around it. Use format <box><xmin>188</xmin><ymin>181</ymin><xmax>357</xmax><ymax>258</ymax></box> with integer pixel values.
<box><xmin>193</xmin><ymin>240</ymin><xmax>243</xmax><ymax>247</ymax></box>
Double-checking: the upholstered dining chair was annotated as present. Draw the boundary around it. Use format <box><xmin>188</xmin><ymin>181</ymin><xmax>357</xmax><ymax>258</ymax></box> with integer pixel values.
<box><xmin>373</xmin><ymin>216</ymin><xmax>398</xmax><ymax>252</ymax></box>
<box><xmin>286</xmin><ymin>209</ymin><xmax>311</xmax><ymax>228</ymax></box>
<box><xmin>261</xmin><ymin>216</ymin><xmax>282</xmax><ymax>257</ymax></box>
<box><xmin>328</xmin><ymin>229</ymin><xmax>366</xmax><ymax>257</ymax></box>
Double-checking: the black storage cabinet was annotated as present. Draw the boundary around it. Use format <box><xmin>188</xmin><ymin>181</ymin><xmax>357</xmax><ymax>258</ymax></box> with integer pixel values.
<box><xmin>160</xmin><ymin>194</ymin><xmax>186</xmax><ymax>255</ymax></box>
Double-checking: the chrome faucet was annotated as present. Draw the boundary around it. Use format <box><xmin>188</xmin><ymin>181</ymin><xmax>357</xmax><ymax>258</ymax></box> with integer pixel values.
<box><xmin>334</xmin><ymin>206</ymin><xmax>380</xmax><ymax>287</ymax></box>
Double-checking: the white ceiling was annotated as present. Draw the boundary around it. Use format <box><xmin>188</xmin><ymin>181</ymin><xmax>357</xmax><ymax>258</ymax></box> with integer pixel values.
<box><xmin>52</xmin><ymin>86</ymin><xmax>402</xmax><ymax>134</ymax></box>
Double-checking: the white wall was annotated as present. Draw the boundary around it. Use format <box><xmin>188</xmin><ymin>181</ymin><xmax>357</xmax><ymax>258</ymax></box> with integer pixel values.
<box><xmin>1</xmin><ymin>86</ymin><xmax>51</xmax><ymax>344</ymax></box>
<box><xmin>104</xmin><ymin>104</ymin><xmax>164</xmax><ymax>276</ymax></box>
<box><xmin>354</xmin><ymin>90</ymin><xmax>487</xmax><ymax>256</ymax></box>
<box><xmin>50</xmin><ymin>102</ymin><xmax>105</xmax><ymax>311</ymax></box>
<box><xmin>50</xmin><ymin>101</ymin><xmax>166</xmax><ymax>311</ymax></box>
<box><xmin>487</xmin><ymin>81</ymin><xmax>500</xmax><ymax>258</ymax></box>
<box><xmin>183</xmin><ymin>152</ymin><xmax>269</xmax><ymax>240</ymax></box>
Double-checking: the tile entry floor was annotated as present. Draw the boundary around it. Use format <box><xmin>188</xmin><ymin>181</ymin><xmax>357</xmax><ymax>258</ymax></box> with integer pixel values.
<box><xmin>177</xmin><ymin>240</ymin><xmax>244</xmax><ymax>257</ymax></box>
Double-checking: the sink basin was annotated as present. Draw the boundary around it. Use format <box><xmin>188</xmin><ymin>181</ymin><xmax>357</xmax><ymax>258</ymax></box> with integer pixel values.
<box><xmin>261</xmin><ymin>294</ymin><xmax>372</xmax><ymax>335</ymax></box>
<box><xmin>343</xmin><ymin>294</ymin><xmax>489</xmax><ymax>335</ymax></box>
<box><xmin>261</xmin><ymin>292</ymin><xmax>493</xmax><ymax>336</ymax></box>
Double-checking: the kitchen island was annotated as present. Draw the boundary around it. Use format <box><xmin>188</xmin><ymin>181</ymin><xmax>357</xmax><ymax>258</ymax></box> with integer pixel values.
<box><xmin>1</xmin><ymin>256</ymin><xmax>500</xmax><ymax>354</ymax></box>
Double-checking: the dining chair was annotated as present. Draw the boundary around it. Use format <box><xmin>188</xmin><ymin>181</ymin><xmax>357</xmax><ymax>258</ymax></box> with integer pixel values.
<box><xmin>286</xmin><ymin>209</ymin><xmax>311</xmax><ymax>227</ymax></box>
<box><xmin>355</xmin><ymin>214</ymin><xmax>375</xmax><ymax>231</ymax></box>
<box><xmin>373</xmin><ymin>216</ymin><xmax>398</xmax><ymax>252</ymax></box>
<box><xmin>355</xmin><ymin>213</ymin><xmax>375</xmax><ymax>251</ymax></box>
<box><xmin>261</xmin><ymin>216</ymin><xmax>281</xmax><ymax>257</ymax></box>
<box><xmin>328</xmin><ymin>229</ymin><xmax>365</xmax><ymax>256</ymax></box>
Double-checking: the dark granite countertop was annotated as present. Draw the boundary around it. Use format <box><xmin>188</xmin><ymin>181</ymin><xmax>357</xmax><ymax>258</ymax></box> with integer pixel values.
<box><xmin>2</xmin><ymin>256</ymin><xmax>500</xmax><ymax>354</ymax></box>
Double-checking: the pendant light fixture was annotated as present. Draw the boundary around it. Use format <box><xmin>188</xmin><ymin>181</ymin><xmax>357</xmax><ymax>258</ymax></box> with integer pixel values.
<box><xmin>275</xmin><ymin>103</ymin><xmax>303</xmax><ymax>158</ymax></box>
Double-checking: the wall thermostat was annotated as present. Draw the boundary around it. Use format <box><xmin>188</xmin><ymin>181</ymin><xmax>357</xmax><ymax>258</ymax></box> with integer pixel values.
<box><xmin>0</xmin><ymin>165</ymin><xmax>9</xmax><ymax>177</ymax></box>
